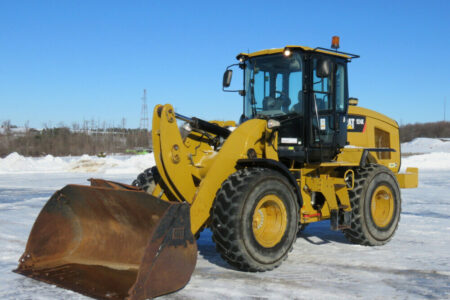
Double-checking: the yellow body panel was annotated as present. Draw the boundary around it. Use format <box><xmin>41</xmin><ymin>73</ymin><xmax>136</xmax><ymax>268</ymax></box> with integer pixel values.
<box><xmin>151</xmin><ymin>105</ymin><xmax>182</xmax><ymax>201</ymax></box>
<box><xmin>297</xmin><ymin>167</ymin><xmax>351</xmax><ymax>224</ymax></box>
<box><xmin>397</xmin><ymin>167</ymin><xmax>419</xmax><ymax>188</ymax></box>
<box><xmin>347</xmin><ymin>105</ymin><xmax>401</xmax><ymax>172</ymax></box>
<box><xmin>189</xmin><ymin>119</ymin><xmax>269</xmax><ymax>233</ymax></box>
<box><xmin>335</xmin><ymin>148</ymin><xmax>366</xmax><ymax>165</ymax></box>
<box><xmin>346</xmin><ymin>105</ymin><xmax>418</xmax><ymax>187</ymax></box>
<box><xmin>238</xmin><ymin>45</ymin><xmax>351</xmax><ymax>60</ymax></box>
<box><xmin>158</xmin><ymin>104</ymin><xmax>197</xmax><ymax>203</ymax></box>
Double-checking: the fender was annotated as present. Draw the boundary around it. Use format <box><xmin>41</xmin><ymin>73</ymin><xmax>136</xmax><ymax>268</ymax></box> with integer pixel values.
<box><xmin>236</xmin><ymin>158</ymin><xmax>303</xmax><ymax>208</ymax></box>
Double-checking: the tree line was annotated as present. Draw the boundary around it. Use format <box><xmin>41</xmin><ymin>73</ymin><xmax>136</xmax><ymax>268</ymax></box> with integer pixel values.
<box><xmin>1</xmin><ymin>119</ymin><xmax>449</xmax><ymax>157</ymax></box>
<box><xmin>399</xmin><ymin>121</ymin><xmax>450</xmax><ymax>142</ymax></box>
<box><xmin>0</xmin><ymin>120</ymin><xmax>151</xmax><ymax>157</ymax></box>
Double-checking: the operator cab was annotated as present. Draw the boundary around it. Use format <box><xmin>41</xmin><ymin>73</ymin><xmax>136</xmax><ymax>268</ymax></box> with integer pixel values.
<box><xmin>224</xmin><ymin>42</ymin><xmax>359</xmax><ymax>164</ymax></box>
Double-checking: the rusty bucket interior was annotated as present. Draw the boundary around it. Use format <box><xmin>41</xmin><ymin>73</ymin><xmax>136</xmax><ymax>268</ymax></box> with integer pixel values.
<box><xmin>14</xmin><ymin>179</ymin><xmax>197</xmax><ymax>299</ymax></box>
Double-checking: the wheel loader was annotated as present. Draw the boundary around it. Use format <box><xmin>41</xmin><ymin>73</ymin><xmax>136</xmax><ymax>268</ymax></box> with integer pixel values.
<box><xmin>15</xmin><ymin>38</ymin><xmax>418</xmax><ymax>299</ymax></box>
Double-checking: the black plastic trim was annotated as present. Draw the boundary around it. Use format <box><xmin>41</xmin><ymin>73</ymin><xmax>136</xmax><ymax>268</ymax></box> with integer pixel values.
<box><xmin>313</xmin><ymin>47</ymin><xmax>360</xmax><ymax>60</ymax></box>
<box><xmin>236</xmin><ymin>158</ymin><xmax>303</xmax><ymax>208</ymax></box>
<box><xmin>359</xmin><ymin>148</ymin><xmax>396</xmax><ymax>168</ymax></box>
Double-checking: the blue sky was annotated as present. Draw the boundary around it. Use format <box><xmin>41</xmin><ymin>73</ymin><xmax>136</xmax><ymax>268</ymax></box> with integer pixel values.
<box><xmin>1</xmin><ymin>0</ymin><xmax>449</xmax><ymax>128</ymax></box>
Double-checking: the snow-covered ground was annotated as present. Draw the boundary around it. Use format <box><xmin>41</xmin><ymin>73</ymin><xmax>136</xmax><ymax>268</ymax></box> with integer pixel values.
<box><xmin>0</xmin><ymin>139</ymin><xmax>449</xmax><ymax>299</ymax></box>
<box><xmin>401</xmin><ymin>137</ymin><xmax>450</xmax><ymax>154</ymax></box>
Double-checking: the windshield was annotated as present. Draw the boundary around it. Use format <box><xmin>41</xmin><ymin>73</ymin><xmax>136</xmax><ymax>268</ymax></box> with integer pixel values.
<box><xmin>244</xmin><ymin>53</ymin><xmax>303</xmax><ymax>119</ymax></box>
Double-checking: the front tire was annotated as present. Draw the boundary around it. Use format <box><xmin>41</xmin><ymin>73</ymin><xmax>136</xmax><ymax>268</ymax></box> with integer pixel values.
<box><xmin>343</xmin><ymin>164</ymin><xmax>401</xmax><ymax>246</ymax></box>
<box><xmin>211</xmin><ymin>168</ymin><xmax>299</xmax><ymax>271</ymax></box>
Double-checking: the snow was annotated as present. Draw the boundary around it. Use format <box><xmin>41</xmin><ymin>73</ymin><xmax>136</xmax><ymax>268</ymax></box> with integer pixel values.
<box><xmin>401</xmin><ymin>137</ymin><xmax>450</xmax><ymax>154</ymax></box>
<box><xmin>0</xmin><ymin>153</ymin><xmax>155</xmax><ymax>174</ymax></box>
<box><xmin>0</xmin><ymin>138</ymin><xmax>449</xmax><ymax>299</ymax></box>
<box><xmin>401</xmin><ymin>152</ymin><xmax>450</xmax><ymax>170</ymax></box>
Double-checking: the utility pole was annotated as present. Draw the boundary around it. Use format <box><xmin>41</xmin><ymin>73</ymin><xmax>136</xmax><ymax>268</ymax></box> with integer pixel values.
<box><xmin>140</xmin><ymin>89</ymin><xmax>149</xmax><ymax>130</ymax></box>
<box><xmin>445</xmin><ymin>97</ymin><xmax>447</xmax><ymax>122</ymax></box>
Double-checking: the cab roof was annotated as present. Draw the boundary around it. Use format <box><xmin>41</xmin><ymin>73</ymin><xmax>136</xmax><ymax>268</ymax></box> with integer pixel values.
<box><xmin>237</xmin><ymin>45</ymin><xmax>355</xmax><ymax>61</ymax></box>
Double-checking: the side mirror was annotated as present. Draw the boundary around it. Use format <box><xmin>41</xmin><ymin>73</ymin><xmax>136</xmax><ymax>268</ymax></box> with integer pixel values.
<box><xmin>316</xmin><ymin>59</ymin><xmax>331</xmax><ymax>78</ymax></box>
<box><xmin>223</xmin><ymin>70</ymin><xmax>233</xmax><ymax>88</ymax></box>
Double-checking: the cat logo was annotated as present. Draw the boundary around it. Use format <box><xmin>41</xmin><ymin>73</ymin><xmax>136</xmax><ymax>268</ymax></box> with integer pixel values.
<box><xmin>347</xmin><ymin>115</ymin><xmax>366</xmax><ymax>132</ymax></box>
<box><xmin>347</xmin><ymin>118</ymin><xmax>355</xmax><ymax>130</ymax></box>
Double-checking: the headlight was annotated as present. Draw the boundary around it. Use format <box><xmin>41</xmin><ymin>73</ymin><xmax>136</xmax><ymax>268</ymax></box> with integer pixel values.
<box><xmin>267</xmin><ymin>119</ymin><xmax>280</xmax><ymax>129</ymax></box>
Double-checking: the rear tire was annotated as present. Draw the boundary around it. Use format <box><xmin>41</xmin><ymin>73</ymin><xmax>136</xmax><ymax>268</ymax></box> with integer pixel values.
<box><xmin>211</xmin><ymin>168</ymin><xmax>299</xmax><ymax>271</ymax></box>
<box><xmin>131</xmin><ymin>166</ymin><xmax>160</xmax><ymax>194</ymax></box>
<box><xmin>343</xmin><ymin>164</ymin><xmax>401</xmax><ymax>246</ymax></box>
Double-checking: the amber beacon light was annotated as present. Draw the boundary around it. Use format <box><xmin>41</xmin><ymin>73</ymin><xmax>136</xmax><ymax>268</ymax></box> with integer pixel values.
<box><xmin>331</xmin><ymin>36</ymin><xmax>340</xmax><ymax>50</ymax></box>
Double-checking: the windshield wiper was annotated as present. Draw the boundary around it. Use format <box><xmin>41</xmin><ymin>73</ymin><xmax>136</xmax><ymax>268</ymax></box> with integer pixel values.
<box><xmin>278</xmin><ymin>112</ymin><xmax>298</xmax><ymax>120</ymax></box>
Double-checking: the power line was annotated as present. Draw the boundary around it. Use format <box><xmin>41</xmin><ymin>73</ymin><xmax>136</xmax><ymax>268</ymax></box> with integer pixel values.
<box><xmin>140</xmin><ymin>89</ymin><xmax>149</xmax><ymax>130</ymax></box>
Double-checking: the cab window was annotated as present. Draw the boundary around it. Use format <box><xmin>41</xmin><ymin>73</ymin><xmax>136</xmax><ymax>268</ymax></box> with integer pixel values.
<box><xmin>312</xmin><ymin>58</ymin><xmax>332</xmax><ymax>111</ymax></box>
<box><xmin>335</xmin><ymin>64</ymin><xmax>345</xmax><ymax>112</ymax></box>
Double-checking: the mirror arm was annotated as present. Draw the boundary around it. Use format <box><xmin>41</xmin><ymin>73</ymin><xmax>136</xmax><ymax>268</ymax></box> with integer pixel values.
<box><xmin>223</xmin><ymin>88</ymin><xmax>245</xmax><ymax>94</ymax></box>
<box><xmin>222</xmin><ymin>63</ymin><xmax>245</xmax><ymax>94</ymax></box>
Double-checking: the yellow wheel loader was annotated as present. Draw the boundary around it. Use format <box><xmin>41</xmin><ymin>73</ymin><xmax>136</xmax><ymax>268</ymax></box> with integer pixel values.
<box><xmin>15</xmin><ymin>39</ymin><xmax>418</xmax><ymax>299</ymax></box>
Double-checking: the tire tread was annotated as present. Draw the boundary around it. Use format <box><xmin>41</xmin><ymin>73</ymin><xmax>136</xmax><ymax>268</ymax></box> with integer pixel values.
<box><xmin>343</xmin><ymin>164</ymin><xmax>401</xmax><ymax>246</ymax></box>
<box><xmin>211</xmin><ymin>168</ymin><xmax>298</xmax><ymax>272</ymax></box>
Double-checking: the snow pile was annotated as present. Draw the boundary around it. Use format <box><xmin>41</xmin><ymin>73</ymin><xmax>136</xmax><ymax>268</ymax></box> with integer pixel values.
<box><xmin>0</xmin><ymin>152</ymin><xmax>155</xmax><ymax>174</ymax></box>
<box><xmin>399</xmin><ymin>138</ymin><xmax>450</xmax><ymax>170</ymax></box>
<box><xmin>401</xmin><ymin>137</ymin><xmax>450</xmax><ymax>154</ymax></box>
<box><xmin>67</xmin><ymin>154</ymin><xmax>155</xmax><ymax>174</ymax></box>
<box><xmin>0</xmin><ymin>153</ymin><xmax>69</xmax><ymax>173</ymax></box>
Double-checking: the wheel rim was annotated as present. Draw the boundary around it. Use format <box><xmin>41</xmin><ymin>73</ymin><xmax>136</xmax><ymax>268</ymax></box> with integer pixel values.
<box><xmin>252</xmin><ymin>194</ymin><xmax>287</xmax><ymax>248</ymax></box>
<box><xmin>370</xmin><ymin>185</ymin><xmax>394</xmax><ymax>228</ymax></box>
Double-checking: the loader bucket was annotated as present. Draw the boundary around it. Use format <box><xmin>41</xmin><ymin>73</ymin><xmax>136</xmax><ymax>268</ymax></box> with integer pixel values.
<box><xmin>14</xmin><ymin>179</ymin><xmax>197</xmax><ymax>299</ymax></box>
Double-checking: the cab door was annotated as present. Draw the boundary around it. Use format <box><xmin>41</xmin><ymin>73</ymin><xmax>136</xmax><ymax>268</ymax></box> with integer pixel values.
<box><xmin>308</xmin><ymin>55</ymin><xmax>348</xmax><ymax>162</ymax></box>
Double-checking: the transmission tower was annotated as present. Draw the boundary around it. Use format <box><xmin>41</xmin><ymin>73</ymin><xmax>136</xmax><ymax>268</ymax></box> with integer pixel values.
<box><xmin>140</xmin><ymin>89</ymin><xmax>149</xmax><ymax>130</ymax></box>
